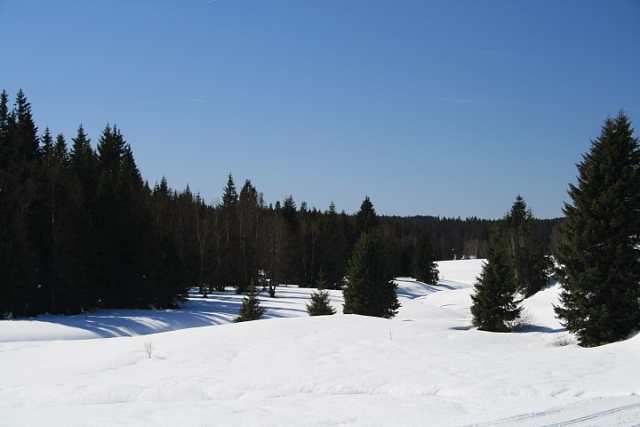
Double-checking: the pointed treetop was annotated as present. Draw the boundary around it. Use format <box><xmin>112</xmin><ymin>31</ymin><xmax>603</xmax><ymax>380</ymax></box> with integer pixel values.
<box><xmin>53</xmin><ymin>133</ymin><xmax>69</xmax><ymax>163</ymax></box>
<box><xmin>282</xmin><ymin>195</ymin><xmax>298</xmax><ymax>231</ymax></box>
<box><xmin>356</xmin><ymin>196</ymin><xmax>379</xmax><ymax>235</ymax></box>
<box><xmin>240</xmin><ymin>179</ymin><xmax>258</xmax><ymax>205</ymax></box>
<box><xmin>504</xmin><ymin>195</ymin><xmax>533</xmax><ymax>228</ymax></box>
<box><xmin>70</xmin><ymin>123</ymin><xmax>95</xmax><ymax>167</ymax></box>
<box><xmin>40</xmin><ymin>127</ymin><xmax>53</xmax><ymax>157</ymax></box>
<box><xmin>222</xmin><ymin>173</ymin><xmax>238</xmax><ymax>206</ymax></box>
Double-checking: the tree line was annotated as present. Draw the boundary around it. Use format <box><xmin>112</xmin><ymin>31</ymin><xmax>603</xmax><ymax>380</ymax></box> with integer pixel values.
<box><xmin>0</xmin><ymin>90</ymin><xmax>438</xmax><ymax>317</ymax></box>
<box><xmin>2</xmin><ymin>90</ymin><xmax>638</xmax><ymax>348</ymax></box>
<box><xmin>0</xmin><ymin>89</ymin><xmax>558</xmax><ymax>319</ymax></box>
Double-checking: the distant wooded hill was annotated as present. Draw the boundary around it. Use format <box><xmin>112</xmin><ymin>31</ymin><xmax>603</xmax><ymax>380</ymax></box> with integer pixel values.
<box><xmin>380</xmin><ymin>215</ymin><xmax>563</xmax><ymax>264</ymax></box>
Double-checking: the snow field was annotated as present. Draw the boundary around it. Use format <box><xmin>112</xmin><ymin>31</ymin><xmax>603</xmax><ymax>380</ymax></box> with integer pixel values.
<box><xmin>0</xmin><ymin>259</ymin><xmax>639</xmax><ymax>426</ymax></box>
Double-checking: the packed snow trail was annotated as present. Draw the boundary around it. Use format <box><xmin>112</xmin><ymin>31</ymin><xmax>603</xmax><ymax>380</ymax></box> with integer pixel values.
<box><xmin>466</xmin><ymin>398</ymin><xmax>640</xmax><ymax>427</ymax></box>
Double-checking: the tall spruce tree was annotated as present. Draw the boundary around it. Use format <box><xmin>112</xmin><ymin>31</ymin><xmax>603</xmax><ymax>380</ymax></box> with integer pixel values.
<box><xmin>343</xmin><ymin>227</ymin><xmax>400</xmax><ymax>318</ymax></box>
<box><xmin>501</xmin><ymin>196</ymin><xmax>550</xmax><ymax>298</ymax></box>
<box><xmin>319</xmin><ymin>202</ymin><xmax>349</xmax><ymax>289</ymax></box>
<box><xmin>94</xmin><ymin>124</ymin><xmax>147</xmax><ymax>308</ymax></box>
<box><xmin>237</xmin><ymin>180</ymin><xmax>261</xmax><ymax>293</ymax></box>
<box><xmin>217</xmin><ymin>174</ymin><xmax>242</xmax><ymax>292</ymax></box>
<box><xmin>471</xmin><ymin>233</ymin><xmax>522</xmax><ymax>332</ymax></box>
<box><xmin>0</xmin><ymin>90</ymin><xmax>40</xmax><ymax>317</ymax></box>
<box><xmin>0</xmin><ymin>90</ymin><xmax>9</xmax><ymax>162</ymax></box>
<box><xmin>554</xmin><ymin>111</ymin><xmax>640</xmax><ymax>347</ymax></box>
<box><xmin>412</xmin><ymin>227</ymin><xmax>439</xmax><ymax>285</ymax></box>
<box><xmin>10</xmin><ymin>89</ymin><xmax>39</xmax><ymax>165</ymax></box>
<box><xmin>66</xmin><ymin>125</ymin><xmax>99</xmax><ymax>310</ymax></box>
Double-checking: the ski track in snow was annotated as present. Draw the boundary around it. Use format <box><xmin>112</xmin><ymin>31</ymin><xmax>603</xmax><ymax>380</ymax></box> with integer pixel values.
<box><xmin>466</xmin><ymin>398</ymin><xmax>640</xmax><ymax>427</ymax></box>
<box><xmin>1</xmin><ymin>259</ymin><xmax>639</xmax><ymax>426</ymax></box>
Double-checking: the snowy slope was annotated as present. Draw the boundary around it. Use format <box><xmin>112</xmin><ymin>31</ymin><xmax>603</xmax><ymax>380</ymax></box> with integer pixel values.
<box><xmin>1</xmin><ymin>259</ymin><xmax>638</xmax><ymax>426</ymax></box>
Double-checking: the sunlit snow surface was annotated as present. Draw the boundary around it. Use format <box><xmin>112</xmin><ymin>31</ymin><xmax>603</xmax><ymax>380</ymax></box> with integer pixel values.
<box><xmin>1</xmin><ymin>259</ymin><xmax>639</xmax><ymax>426</ymax></box>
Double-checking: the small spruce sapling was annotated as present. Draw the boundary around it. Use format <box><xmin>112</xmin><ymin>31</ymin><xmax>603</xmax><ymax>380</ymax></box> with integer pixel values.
<box><xmin>307</xmin><ymin>270</ymin><xmax>336</xmax><ymax>316</ymax></box>
<box><xmin>306</xmin><ymin>290</ymin><xmax>336</xmax><ymax>316</ymax></box>
<box><xmin>306</xmin><ymin>269</ymin><xmax>336</xmax><ymax>316</ymax></box>
<box><xmin>234</xmin><ymin>281</ymin><xmax>267</xmax><ymax>323</ymax></box>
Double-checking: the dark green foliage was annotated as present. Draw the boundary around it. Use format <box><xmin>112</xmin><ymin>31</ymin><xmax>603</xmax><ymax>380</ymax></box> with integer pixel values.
<box><xmin>554</xmin><ymin>112</ymin><xmax>640</xmax><ymax>347</ymax></box>
<box><xmin>234</xmin><ymin>282</ymin><xmax>267</xmax><ymax>322</ymax></box>
<box><xmin>470</xmin><ymin>196</ymin><xmax>547</xmax><ymax>332</ymax></box>
<box><xmin>0</xmin><ymin>90</ymin><xmax>41</xmax><ymax>317</ymax></box>
<box><xmin>262</xmin><ymin>210</ymin><xmax>291</xmax><ymax>297</ymax></box>
<box><xmin>306</xmin><ymin>289</ymin><xmax>336</xmax><ymax>316</ymax></box>
<box><xmin>93</xmin><ymin>125</ymin><xmax>148</xmax><ymax>308</ymax></box>
<box><xmin>315</xmin><ymin>268</ymin><xmax>327</xmax><ymax>290</ymax></box>
<box><xmin>499</xmin><ymin>196</ymin><xmax>550</xmax><ymax>298</ymax></box>
<box><xmin>0</xmin><ymin>90</ymin><xmax>190</xmax><ymax>316</ymax></box>
<box><xmin>412</xmin><ymin>227</ymin><xmax>439</xmax><ymax>285</ymax></box>
<box><xmin>222</xmin><ymin>173</ymin><xmax>238</xmax><ymax>206</ymax></box>
<box><xmin>237</xmin><ymin>180</ymin><xmax>261</xmax><ymax>293</ymax></box>
<box><xmin>380</xmin><ymin>215</ymin><xmax>562</xmax><ymax>262</ymax></box>
<box><xmin>343</xmin><ymin>227</ymin><xmax>400</xmax><ymax>318</ymax></box>
<box><xmin>318</xmin><ymin>203</ymin><xmax>350</xmax><ymax>289</ymax></box>
<box><xmin>8</xmin><ymin>89</ymin><xmax>39</xmax><ymax>166</ymax></box>
<box><xmin>281</xmin><ymin>195</ymin><xmax>299</xmax><ymax>234</ymax></box>
<box><xmin>355</xmin><ymin>196</ymin><xmax>379</xmax><ymax>236</ymax></box>
<box><xmin>215</xmin><ymin>174</ymin><xmax>242</xmax><ymax>293</ymax></box>
<box><xmin>471</xmin><ymin>237</ymin><xmax>522</xmax><ymax>332</ymax></box>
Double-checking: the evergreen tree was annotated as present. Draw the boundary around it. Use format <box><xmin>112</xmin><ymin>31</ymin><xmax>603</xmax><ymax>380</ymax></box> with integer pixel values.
<box><xmin>411</xmin><ymin>227</ymin><xmax>439</xmax><ymax>285</ymax></box>
<box><xmin>0</xmin><ymin>90</ymin><xmax>9</xmax><ymax>162</ymax></box>
<box><xmin>315</xmin><ymin>267</ymin><xmax>327</xmax><ymax>290</ymax></box>
<box><xmin>501</xmin><ymin>196</ymin><xmax>550</xmax><ymax>298</ymax></box>
<box><xmin>234</xmin><ymin>281</ymin><xmax>267</xmax><ymax>322</ymax></box>
<box><xmin>470</xmin><ymin>235</ymin><xmax>522</xmax><ymax>332</ymax></box>
<box><xmin>69</xmin><ymin>124</ymin><xmax>98</xmax><ymax>215</ymax></box>
<box><xmin>173</xmin><ymin>186</ymin><xmax>201</xmax><ymax>292</ymax></box>
<box><xmin>307</xmin><ymin>269</ymin><xmax>336</xmax><ymax>316</ymax></box>
<box><xmin>554</xmin><ymin>112</ymin><xmax>640</xmax><ymax>347</ymax></box>
<box><xmin>281</xmin><ymin>195</ymin><xmax>298</xmax><ymax>233</ymax></box>
<box><xmin>70</xmin><ymin>124</ymin><xmax>95</xmax><ymax>172</ymax></box>
<box><xmin>222</xmin><ymin>173</ymin><xmax>238</xmax><ymax>206</ymax></box>
<box><xmin>146</xmin><ymin>176</ymin><xmax>189</xmax><ymax>308</ymax></box>
<box><xmin>40</xmin><ymin>127</ymin><xmax>53</xmax><ymax>159</ymax></box>
<box><xmin>343</xmin><ymin>227</ymin><xmax>400</xmax><ymax>318</ymax></box>
<box><xmin>9</xmin><ymin>89</ymin><xmax>39</xmax><ymax>165</ymax></box>
<box><xmin>94</xmin><ymin>124</ymin><xmax>147</xmax><ymax>307</ymax></box>
<box><xmin>33</xmin><ymin>128</ymin><xmax>74</xmax><ymax>314</ymax></box>
<box><xmin>306</xmin><ymin>290</ymin><xmax>336</xmax><ymax>316</ymax></box>
<box><xmin>0</xmin><ymin>90</ymin><xmax>40</xmax><ymax>317</ymax></box>
<box><xmin>66</xmin><ymin>125</ymin><xmax>99</xmax><ymax>310</ymax></box>
<box><xmin>192</xmin><ymin>193</ymin><xmax>212</xmax><ymax>296</ymax></box>
<box><xmin>215</xmin><ymin>174</ymin><xmax>242</xmax><ymax>292</ymax></box>
<box><xmin>262</xmin><ymin>210</ymin><xmax>291</xmax><ymax>297</ymax></box>
<box><xmin>237</xmin><ymin>179</ymin><xmax>261</xmax><ymax>293</ymax></box>
<box><xmin>319</xmin><ymin>202</ymin><xmax>349</xmax><ymax>289</ymax></box>
<box><xmin>53</xmin><ymin>133</ymin><xmax>69</xmax><ymax>165</ymax></box>
<box><xmin>355</xmin><ymin>196</ymin><xmax>379</xmax><ymax>236</ymax></box>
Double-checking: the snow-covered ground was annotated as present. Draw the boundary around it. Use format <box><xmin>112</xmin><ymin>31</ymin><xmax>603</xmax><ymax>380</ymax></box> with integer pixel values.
<box><xmin>1</xmin><ymin>259</ymin><xmax>639</xmax><ymax>426</ymax></box>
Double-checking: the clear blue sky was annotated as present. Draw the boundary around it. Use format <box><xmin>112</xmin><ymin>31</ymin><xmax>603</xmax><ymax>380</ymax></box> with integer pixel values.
<box><xmin>1</xmin><ymin>0</ymin><xmax>638</xmax><ymax>219</ymax></box>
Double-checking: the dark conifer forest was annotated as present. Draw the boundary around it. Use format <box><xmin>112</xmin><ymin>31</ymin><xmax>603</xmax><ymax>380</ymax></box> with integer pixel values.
<box><xmin>0</xmin><ymin>90</ymin><xmax>562</xmax><ymax>318</ymax></box>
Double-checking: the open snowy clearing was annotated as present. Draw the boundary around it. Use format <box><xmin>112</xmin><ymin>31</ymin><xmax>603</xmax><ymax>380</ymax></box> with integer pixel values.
<box><xmin>1</xmin><ymin>259</ymin><xmax>639</xmax><ymax>426</ymax></box>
